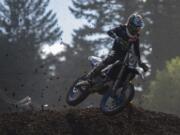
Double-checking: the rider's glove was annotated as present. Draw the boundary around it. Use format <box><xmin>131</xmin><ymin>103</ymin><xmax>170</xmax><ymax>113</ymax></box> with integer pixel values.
<box><xmin>139</xmin><ymin>62</ymin><xmax>149</xmax><ymax>72</ymax></box>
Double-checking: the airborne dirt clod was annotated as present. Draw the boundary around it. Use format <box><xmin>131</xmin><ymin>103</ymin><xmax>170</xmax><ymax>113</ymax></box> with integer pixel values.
<box><xmin>0</xmin><ymin>106</ymin><xmax>180</xmax><ymax>135</ymax></box>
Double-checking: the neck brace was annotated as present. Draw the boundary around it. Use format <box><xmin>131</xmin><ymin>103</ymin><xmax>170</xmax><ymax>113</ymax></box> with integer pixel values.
<box><xmin>126</xmin><ymin>26</ymin><xmax>137</xmax><ymax>39</ymax></box>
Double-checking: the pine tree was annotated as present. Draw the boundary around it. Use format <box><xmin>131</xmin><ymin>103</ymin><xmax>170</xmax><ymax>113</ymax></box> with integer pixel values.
<box><xmin>70</xmin><ymin>0</ymin><xmax>151</xmax><ymax>53</ymax></box>
<box><xmin>0</xmin><ymin>0</ymin><xmax>62</xmax><ymax>44</ymax></box>
<box><xmin>143</xmin><ymin>0</ymin><xmax>180</xmax><ymax>76</ymax></box>
<box><xmin>0</xmin><ymin>0</ymin><xmax>62</xmax><ymax>106</ymax></box>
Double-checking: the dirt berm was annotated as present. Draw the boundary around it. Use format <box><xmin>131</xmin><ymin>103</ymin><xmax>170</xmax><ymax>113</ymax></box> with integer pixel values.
<box><xmin>0</xmin><ymin>106</ymin><xmax>180</xmax><ymax>135</ymax></box>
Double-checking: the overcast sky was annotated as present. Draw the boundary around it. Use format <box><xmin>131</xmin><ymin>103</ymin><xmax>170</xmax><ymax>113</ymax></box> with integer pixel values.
<box><xmin>49</xmin><ymin>0</ymin><xmax>85</xmax><ymax>44</ymax></box>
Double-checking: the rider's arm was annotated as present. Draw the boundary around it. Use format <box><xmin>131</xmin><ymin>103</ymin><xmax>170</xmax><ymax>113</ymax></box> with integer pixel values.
<box><xmin>135</xmin><ymin>39</ymin><xmax>149</xmax><ymax>72</ymax></box>
<box><xmin>107</xmin><ymin>26</ymin><xmax>121</xmax><ymax>39</ymax></box>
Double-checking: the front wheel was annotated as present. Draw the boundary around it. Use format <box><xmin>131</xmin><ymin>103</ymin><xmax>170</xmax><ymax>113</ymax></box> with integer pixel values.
<box><xmin>100</xmin><ymin>83</ymin><xmax>135</xmax><ymax>115</ymax></box>
<box><xmin>66</xmin><ymin>75</ymin><xmax>90</xmax><ymax>106</ymax></box>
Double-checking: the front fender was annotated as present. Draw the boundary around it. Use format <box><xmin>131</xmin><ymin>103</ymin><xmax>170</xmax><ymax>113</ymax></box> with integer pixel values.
<box><xmin>88</xmin><ymin>56</ymin><xmax>102</xmax><ymax>68</ymax></box>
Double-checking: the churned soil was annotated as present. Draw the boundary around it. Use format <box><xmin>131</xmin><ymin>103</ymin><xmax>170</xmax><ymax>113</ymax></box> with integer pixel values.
<box><xmin>0</xmin><ymin>106</ymin><xmax>180</xmax><ymax>135</ymax></box>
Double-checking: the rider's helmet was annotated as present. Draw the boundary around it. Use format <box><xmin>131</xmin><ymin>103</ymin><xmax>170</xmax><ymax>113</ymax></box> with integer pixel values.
<box><xmin>126</xmin><ymin>13</ymin><xmax>144</xmax><ymax>36</ymax></box>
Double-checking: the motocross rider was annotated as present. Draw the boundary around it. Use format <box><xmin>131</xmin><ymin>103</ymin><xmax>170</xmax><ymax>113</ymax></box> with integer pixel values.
<box><xmin>86</xmin><ymin>13</ymin><xmax>149</xmax><ymax>84</ymax></box>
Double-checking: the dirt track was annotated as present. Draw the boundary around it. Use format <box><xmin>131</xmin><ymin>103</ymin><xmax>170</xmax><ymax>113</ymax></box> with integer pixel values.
<box><xmin>0</xmin><ymin>106</ymin><xmax>180</xmax><ymax>135</ymax></box>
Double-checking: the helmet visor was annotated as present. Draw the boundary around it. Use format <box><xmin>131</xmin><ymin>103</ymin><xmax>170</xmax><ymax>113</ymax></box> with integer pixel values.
<box><xmin>133</xmin><ymin>15</ymin><xmax>145</xmax><ymax>29</ymax></box>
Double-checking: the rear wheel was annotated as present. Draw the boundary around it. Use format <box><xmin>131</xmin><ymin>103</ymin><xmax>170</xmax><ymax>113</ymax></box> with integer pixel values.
<box><xmin>100</xmin><ymin>83</ymin><xmax>135</xmax><ymax>115</ymax></box>
<box><xmin>66</xmin><ymin>75</ymin><xmax>90</xmax><ymax>106</ymax></box>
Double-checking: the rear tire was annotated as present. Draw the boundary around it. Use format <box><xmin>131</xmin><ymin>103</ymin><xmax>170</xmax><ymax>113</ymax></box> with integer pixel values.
<box><xmin>100</xmin><ymin>83</ymin><xmax>135</xmax><ymax>115</ymax></box>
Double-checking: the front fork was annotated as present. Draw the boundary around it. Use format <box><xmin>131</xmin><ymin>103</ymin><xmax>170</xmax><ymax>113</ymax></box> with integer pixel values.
<box><xmin>112</xmin><ymin>65</ymin><xmax>125</xmax><ymax>97</ymax></box>
<box><xmin>112</xmin><ymin>66</ymin><xmax>133</xmax><ymax>97</ymax></box>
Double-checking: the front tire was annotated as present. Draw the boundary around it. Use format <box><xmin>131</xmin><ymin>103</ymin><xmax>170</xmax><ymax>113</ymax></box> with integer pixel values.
<box><xmin>100</xmin><ymin>83</ymin><xmax>135</xmax><ymax>115</ymax></box>
<box><xmin>66</xmin><ymin>75</ymin><xmax>90</xmax><ymax>106</ymax></box>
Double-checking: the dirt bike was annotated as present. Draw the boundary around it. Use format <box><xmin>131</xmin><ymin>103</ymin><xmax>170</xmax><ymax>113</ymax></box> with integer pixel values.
<box><xmin>66</xmin><ymin>43</ymin><xmax>146</xmax><ymax>115</ymax></box>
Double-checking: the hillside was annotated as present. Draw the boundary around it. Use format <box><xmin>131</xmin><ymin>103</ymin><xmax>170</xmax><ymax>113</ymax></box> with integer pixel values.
<box><xmin>0</xmin><ymin>106</ymin><xmax>180</xmax><ymax>135</ymax></box>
